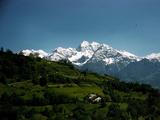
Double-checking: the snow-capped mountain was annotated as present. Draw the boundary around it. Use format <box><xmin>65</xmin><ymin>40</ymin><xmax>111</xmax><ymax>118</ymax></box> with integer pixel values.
<box><xmin>48</xmin><ymin>41</ymin><xmax>139</xmax><ymax>67</ymax></box>
<box><xmin>46</xmin><ymin>41</ymin><xmax>140</xmax><ymax>75</ymax></box>
<box><xmin>21</xmin><ymin>49</ymin><xmax>49</xmax><ymax>58</ymax></box>
<box><xmin>48</xmin><ymin>41</ymin><xmax>103</xmax><ymax>65</ymax></box>
<box><xmin>145</xmin><ymin>53</ymin><xmax>160</xmax><ymax>61</ymax></box>
<box><xmin>21</xmin><ymin>41</ymin><xmax>160</xmax><ymax>88</ymax></box>
<box><xmin>21</xmin><ymin>41</ymin><xmax>140</xmax><ymax>73</ymax></box>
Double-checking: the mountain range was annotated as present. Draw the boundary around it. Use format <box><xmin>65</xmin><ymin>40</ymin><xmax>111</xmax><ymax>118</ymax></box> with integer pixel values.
<box><xmin>21</xmin><ymin>41</ymin><xmax>160</xmax><ymax>88</ymax></box>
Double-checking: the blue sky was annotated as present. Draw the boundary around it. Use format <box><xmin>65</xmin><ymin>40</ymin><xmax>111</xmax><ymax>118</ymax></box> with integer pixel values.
<box><xmin>0</xmin><ymin>0</ymin><xmax>160</xmax><ymax>56</ymax></box>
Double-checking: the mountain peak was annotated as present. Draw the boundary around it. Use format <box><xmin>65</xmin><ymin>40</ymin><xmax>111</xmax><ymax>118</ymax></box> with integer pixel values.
<box><xmin>91</xmin><ymin>41</ymin><xmax>101</xmax><ymax>45</ymax></box>
<box><xmin>81</xmin><ymin>40</ymin><xmax>90</xmax><ymax>47</ymax></box>
<box><xmin>145</xmin><ymin>53</ymin><xmax>160</xmax><ymax>61</ymax></box>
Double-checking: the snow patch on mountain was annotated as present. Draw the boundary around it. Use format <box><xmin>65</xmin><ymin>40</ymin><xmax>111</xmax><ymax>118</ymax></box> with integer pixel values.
<box><xmin>103</xmin><ymin>58</ymin><xmax>114</xmax><ymax>64</ymax></box>
<box><xmin>118</xmin><ymin>50</ymin><xmax>142</xmax><ymax>61</ymax></box>
<box><xmin>145</xmin><ymin>53</ymin><xmax>160</xmax><ymax>61</ymax></box>
<box><xmin>21</xmin><ymin>49</ymin><xmax>48</xmax><ymax>58</ymax></box>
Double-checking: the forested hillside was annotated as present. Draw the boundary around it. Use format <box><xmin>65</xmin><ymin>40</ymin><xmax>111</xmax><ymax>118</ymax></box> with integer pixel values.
<box><xmin>0</xmin><ymin>49</ymin><xmax>160</xmax><ymax>120</ymax></box>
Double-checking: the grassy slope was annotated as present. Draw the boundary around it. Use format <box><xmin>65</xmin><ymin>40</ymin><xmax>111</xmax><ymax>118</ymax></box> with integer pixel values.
<box><xmin>0</xmin><ymin>51</ymin><xmax>160</xmax><ymax>120</ymax></box>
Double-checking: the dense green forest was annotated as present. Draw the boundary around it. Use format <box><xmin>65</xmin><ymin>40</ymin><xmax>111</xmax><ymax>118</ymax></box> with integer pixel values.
<box><xmin>0</xmin><ymin>48</ymin><xmax>160</xmax><ymax>120</ymax></box>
